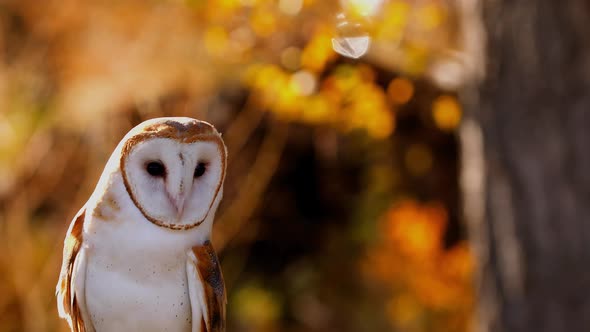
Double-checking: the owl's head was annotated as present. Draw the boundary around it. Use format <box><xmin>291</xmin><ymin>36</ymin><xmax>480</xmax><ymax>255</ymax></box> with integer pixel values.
<box><xmin>116</xmin><ymin>117</ymin><xmax>227</xmax><ymax>230</ymax></box>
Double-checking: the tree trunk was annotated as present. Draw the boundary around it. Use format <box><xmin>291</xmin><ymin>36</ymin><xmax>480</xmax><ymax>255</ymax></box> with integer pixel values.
<box><xmin>462</xmin><ymin>0</ymin><xmax>590</xmax><ymax>331</ymax></box>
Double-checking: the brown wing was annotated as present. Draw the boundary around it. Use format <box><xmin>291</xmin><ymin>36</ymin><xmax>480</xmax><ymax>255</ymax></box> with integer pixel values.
<box><xmin>187</xmin><ymin>240</ymin><xmax>227</xmax><ymax>332</ymax></box>
<box><xmin>56</xmin><ymin>207</ymin><xmax>88</xmax><ymax>332</ymax></box>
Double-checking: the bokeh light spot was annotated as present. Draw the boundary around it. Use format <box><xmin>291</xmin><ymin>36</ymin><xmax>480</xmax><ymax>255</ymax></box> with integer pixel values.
<box><xmin>251</xmin><ymin>9</ymin><xmax>277</xmax><ymax>37</ymax></box>
<box><xmin>290</xmin><ymin>70</ymin><xmax>317</xmax><ymax>96</ymax></box>
<box><xmin>229</xmin><ymin>26</ymin><xmax>256</xmax><ymax>52</ymax></box>
<box><xmin>233</xmin><ymin>285</ymin><xmax>281</xmax><ymax>328</ymax></box>
<box><xmin>281</xmin><ymin>46</ymin><xmax>302</xmax><ymax>71</ymax></box>
<box><xmin>302</xmin><ymin>95</ymin><xmax>332</xmax><ymax>124</ymax></box>
<box><xmin>204</xmin><ymin>26</ymin><xmax>229</xmax><ymax>56</ymax></box>
<box><xmin>301</xmin><ymin>29</ymin><xmax>336</xmax><ymax>72</ymax></box>
<box><xmin>432</xmin><ymin>95</ymin><xmax>462</xmax><ymax>131</ymax></box>
<box><xmin>279</xmin><ymin>0</ymin><xmax>304</xmax><ymax>15</ymax></box>
<box><xmin>342</xmin><ymin>0</ymin><xmax>385</xmax><ymax>17</ymax></box>
<box><xmin>387</xmin><ymin>77</ymin><xmax>414</xmax><ymax>104</ymax></box>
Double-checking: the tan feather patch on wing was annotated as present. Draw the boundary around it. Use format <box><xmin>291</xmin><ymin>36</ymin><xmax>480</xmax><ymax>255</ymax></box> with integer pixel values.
<box><xmin>191</xmin><ymin>241</ymin><xmax>227</xmax><ymax>332</ymax></box>
<box><xmin>92</xmin><ymin>192</ymin><xmax>120</xmax><ymax>221</ymax></box>
<box><xmin>56</xmin><ymin>208</ymin><xmax>87</xmax><ymax>332</ymax></box>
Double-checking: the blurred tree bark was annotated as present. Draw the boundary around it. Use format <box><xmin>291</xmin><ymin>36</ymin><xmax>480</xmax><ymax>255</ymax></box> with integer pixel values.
<box><xmin>461</xmin><ymin>0</ymin><xmax>590</xmax><ymax>331</ymax></box>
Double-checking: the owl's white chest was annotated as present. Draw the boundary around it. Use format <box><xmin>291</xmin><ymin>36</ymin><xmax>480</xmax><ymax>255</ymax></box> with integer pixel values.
<box><xmin>82</xmin><ymin>200</ymin><xmax>210</xmax><ymax>332</ymax></box>
<box><xmin>85</xmin><ymin>247</ymin><xmax>192</xmax><ymax>332</ymax></box>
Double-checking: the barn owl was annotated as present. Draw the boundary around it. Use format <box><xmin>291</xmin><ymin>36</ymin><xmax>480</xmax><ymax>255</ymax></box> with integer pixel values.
<box><xmin>56</xmin><ymin>117</ymin><xmax>227</xmax><ymax>332</ymax></box>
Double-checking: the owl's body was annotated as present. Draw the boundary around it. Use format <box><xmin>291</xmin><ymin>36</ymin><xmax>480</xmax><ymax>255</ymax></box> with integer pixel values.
<box><xmin>83</xmin><ymin>171</ymin><xmax>200</xmax><ymax>331</ymax></box>
<box><xmin>57</xmin><ymin>118</ymin><xmax>227</xmax><ymax>332</ymax></box>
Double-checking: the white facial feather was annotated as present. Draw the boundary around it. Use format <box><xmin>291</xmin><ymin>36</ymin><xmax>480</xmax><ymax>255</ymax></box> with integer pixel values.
<box><xmin>123</xmin><ymin>138</ymin><xmax>224</xmax><ymax>226</ymax></box>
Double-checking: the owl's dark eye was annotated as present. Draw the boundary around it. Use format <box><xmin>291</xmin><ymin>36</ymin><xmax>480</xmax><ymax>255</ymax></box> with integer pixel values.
<box><xmin>194</xmin><ymin>162</ymin><xmax>206</xmax><ymax>178</ymax></box>
<box><xmin>146</xmin><ymin>161</ymin><xmax>166</xmax><ymax>177</ymax></box>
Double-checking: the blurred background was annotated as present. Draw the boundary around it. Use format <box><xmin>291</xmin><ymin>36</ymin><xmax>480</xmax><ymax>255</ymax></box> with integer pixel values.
<box><xmin>0</xmin><ymin>0</ymin><xmax>478</xmax><ymax>331</ymax></box>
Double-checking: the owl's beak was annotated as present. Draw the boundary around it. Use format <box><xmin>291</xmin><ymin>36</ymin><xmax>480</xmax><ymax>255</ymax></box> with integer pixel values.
<box><xmin>173</xmin><ymin>194</ymin><xmax>186</xmax><ymax>218</ymax></box>
<box><xmin>166</xmin><ymin>189</ymin><xmax>186</xmax><ymax>219</ymax></box>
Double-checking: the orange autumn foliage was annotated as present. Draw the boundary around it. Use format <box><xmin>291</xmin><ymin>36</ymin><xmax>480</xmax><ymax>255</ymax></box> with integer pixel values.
<box><xmin>363</xmin><ymin>200</ymin><xmax>475</xmax><ymax>331</ymax></box>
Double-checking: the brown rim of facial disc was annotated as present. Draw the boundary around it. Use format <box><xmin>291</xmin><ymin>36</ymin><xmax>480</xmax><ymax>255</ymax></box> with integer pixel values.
<box><xmin>119</xmin><ymin>119</ymin><xmax>227</xmax><ymax>231</ymax></box>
